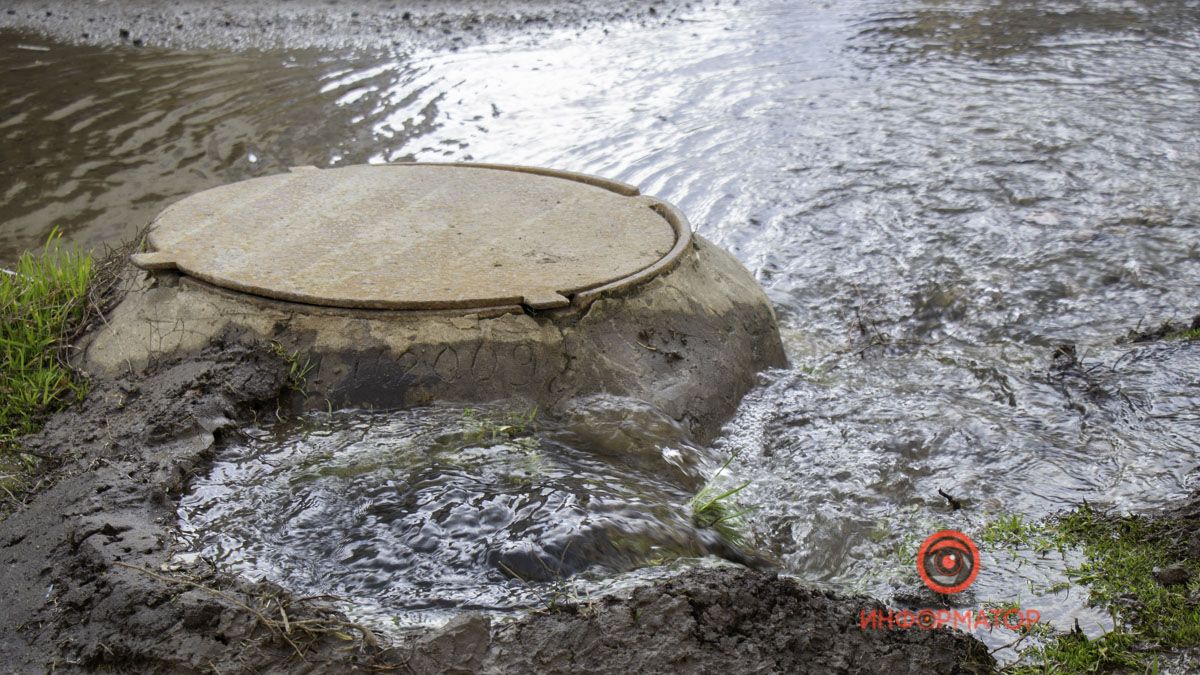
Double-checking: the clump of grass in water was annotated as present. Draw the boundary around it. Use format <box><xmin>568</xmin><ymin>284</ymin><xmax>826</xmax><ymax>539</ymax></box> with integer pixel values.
<box><xmin>980</xmin><ymin>504</ymin><xmax>1200</xmax><ymax>673</ymax></box>
<box><xmin>690</xmin><ymin>453</ymin><xmax>756</xmax><ymax>547</ymax></box>
<box><xmin>1166</xmin><ymin>326</ymin><xmax>1200</xmax><ymax>341</ymax></box>
<box><xmin>460</xmin><ymin>407</ymin><xmax>538</xmax><ymax>446</ymax></box>
<box><xmin>979</xmin><ymin>513</ymin><xmax>1064</xmax><ymax>555</ymax></box>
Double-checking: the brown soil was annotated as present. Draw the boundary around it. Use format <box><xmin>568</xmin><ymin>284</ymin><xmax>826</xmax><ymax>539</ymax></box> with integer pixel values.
<box><xmin>471</xmin><ymin>566</ymin><xmax>992</xmax><ymax>673</ymax></box>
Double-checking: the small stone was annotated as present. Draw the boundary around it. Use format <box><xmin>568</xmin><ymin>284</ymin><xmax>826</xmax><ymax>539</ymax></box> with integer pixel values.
<box><xmin>1153</xmin><ymin>563</ymin><xmax>1190</xmax><ymax>587</ymax></box>
<box><xmin>1186</xmin><ymin>532</ymin><xmax>1200</xmax><ymax>559</ymax></box>
<box><xmin>118</xmin><ymin>28</ymin><xmax>130</xmax><ymax>39</ymax></box>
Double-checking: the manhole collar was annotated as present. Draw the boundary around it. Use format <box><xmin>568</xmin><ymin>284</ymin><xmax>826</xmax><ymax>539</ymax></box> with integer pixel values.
<box><xmin>133</xmin><ymin>163</ymin><xmax>692</xmax><ymax>312</ymax></box>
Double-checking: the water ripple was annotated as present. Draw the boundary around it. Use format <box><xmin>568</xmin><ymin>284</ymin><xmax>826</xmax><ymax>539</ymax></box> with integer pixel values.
<box><xmin>3</xmin><ymin>0</ymin><xmax>1200</xmax><ymax>650</ymax></box>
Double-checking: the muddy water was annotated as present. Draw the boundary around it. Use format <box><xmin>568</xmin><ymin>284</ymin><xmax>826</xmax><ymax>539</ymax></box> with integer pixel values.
<box><xmin>7</xmin><ymin>0</ymin><xmax>1200</xmax><ymax>657</ymax></box>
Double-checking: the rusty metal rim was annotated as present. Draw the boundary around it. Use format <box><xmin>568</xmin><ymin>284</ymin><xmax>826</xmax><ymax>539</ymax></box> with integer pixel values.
<box><xmin>133</xmin><ymin>162</ymin><xmax>693</xmax><ymax>314</ymax></box>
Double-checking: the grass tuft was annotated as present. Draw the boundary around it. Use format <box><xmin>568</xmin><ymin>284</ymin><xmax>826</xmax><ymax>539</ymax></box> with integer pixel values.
<box><xmin>984</xmin><ymin>504</ymin><xmax>1200</xmax><ymax>673</ymax></box>
<box><xmin>690</xmin><ymin>453</ymin><xmax>756</xmax><ymax>547</ymax></box>
<box><xmin>1166</xmin><ymin>326</ymin><xmax>1200</xmax><ymax>341</ymax></box>
<box><xmin>460</xmin><ymin>407</ymin><xmax>538</xmax><ymax>445</ymax></box>
<box><xmin>267</xmin><ymin>341</ymin><xmax>315</xmax><ymax>394</ymax></box>
<box><xmin>1016</xmin><ymin>629</ymin><xmax>1143</xmax><ymax>674</ymax></box>
<box><xmin>0</xmin><ymin>231</ymin><xmax>93</xmax><ymax>448</ymax></box>
<box><xmin>979</xmin><ymin>513</ymin><xmax>1062</xmax><ymax>554</ymax></box>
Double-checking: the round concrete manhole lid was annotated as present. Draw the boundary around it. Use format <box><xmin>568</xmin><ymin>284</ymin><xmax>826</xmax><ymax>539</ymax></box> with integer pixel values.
<box><xmin>132</xmin><ymin>164</ymin><xmax>690</xmax><ymax>311</ymax></box>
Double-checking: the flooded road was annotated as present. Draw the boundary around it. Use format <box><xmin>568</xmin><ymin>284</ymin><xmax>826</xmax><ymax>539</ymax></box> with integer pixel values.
<box><xmin>5</xmin><ymin>0</ymin><xmax>1200</xmax><ymax>658</ymax></box>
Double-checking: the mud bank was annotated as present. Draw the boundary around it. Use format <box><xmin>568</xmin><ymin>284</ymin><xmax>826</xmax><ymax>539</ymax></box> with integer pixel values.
<box><xmin>0</xmin><ymin>340</ymin><xmax>993</xmax><ymax>672</ymax></box>
<box><xmin>466</xmin><ymin>566</ymin><xmax>993</xmax><ymax>673</ymax></box>
<box><xmin>0</xmin><ymin>0</ymin><xmax>692</xmax><ymax>51</ymax></box>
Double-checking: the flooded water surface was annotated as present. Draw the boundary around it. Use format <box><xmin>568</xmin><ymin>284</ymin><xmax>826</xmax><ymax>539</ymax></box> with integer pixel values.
<box><xmin>179</xmin><ymin>400</ymin><xmax>745</xmax><ymax>628</ymax></box>
<box><xmin>6</xmin><ymin>0</ymin><xmax>1200</xmax><ymax>658</ymax></box>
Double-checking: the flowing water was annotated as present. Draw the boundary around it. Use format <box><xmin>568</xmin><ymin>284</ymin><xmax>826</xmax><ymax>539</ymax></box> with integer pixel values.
<box><xmin>178</xmin><ymin>398</ymin><xmax>747</xmax><ymax>628</ymax></box>
<box><xmin>6</xmin><ymin>0</ymin><xmax>1200</xmax><ymax>659</ymax></box>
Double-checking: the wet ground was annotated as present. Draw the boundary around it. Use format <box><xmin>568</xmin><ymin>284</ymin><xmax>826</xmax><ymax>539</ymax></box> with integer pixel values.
<box><xmin>4</xmin><ymin>0</ymin><xmax>1200</xmax><ymax>667</ymax></box>
<box><xmin>0</xmin><ymin>343</ymin><xmax>993</xmax><ymax>672</ymax></box>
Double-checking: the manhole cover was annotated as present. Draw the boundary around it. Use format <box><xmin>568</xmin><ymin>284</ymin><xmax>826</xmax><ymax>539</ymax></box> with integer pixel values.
<box><xmin>132</xmin><ymin>164</ymin><xmax>688</xmax><ymax>311</ymax></box>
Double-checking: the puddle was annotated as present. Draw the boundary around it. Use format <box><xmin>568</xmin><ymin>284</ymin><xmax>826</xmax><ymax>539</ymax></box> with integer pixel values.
<box><xmin>178</xmin><ymin>399</ymin><xmax>752</xmax><ymax>630</ymax></box>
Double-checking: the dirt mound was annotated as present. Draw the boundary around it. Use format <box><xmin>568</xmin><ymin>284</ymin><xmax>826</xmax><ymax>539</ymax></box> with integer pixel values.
<box><xmin>1120</xmin><ymin>315</ymin><xmax>1200</xmax><ymax>344</ymax></box>
<box><xmin>0</xmin><ymin>343</ymin><xmax>376</xmax><ymax>671</ymax></box>
<box><xmin>470</xmin><ymin>566</ymin><xmax>994</xmax><ymax>674</ymax></box>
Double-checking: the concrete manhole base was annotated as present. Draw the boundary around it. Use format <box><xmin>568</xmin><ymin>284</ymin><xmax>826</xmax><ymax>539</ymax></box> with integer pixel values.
<box><xmin>84</xmin><ymin>164</ymin><xmax>785</xmax><ymax>440</ymax></box>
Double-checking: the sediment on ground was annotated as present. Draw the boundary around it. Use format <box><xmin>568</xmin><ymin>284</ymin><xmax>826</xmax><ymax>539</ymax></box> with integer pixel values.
<box><xmin>0</xmin><ymin>0</ymin><xmax>693</xmax><ymax>51</ymax></box>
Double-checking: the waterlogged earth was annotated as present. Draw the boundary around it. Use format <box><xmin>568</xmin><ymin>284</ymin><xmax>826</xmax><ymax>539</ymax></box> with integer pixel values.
<box><xmin>5</xmin><ymin>0</ymin><xmax>1200</xmax><ymax>661</ymax></box>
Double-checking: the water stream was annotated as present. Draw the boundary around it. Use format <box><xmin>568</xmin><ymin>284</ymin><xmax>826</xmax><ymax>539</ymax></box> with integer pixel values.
<box><xmin>178</xmin><ymin>399</ymin><xmax>743</xmax><ymax>629</ymax></box>
<box><xmin>5</xmin><ymin>0</ymin><xmax>1200</xmax><ymax>660</ymax></box>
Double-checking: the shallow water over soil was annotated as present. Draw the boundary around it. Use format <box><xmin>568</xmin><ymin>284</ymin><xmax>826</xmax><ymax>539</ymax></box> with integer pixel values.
<box><xmin>178</xmin><ymin>401</ymin><xmax>742</xmax><ymax>629</ymax></box>
<box><xmin>5</xmin><ymin>0</ymin><xmax>1200</xmax><ymax>659</ymax></box>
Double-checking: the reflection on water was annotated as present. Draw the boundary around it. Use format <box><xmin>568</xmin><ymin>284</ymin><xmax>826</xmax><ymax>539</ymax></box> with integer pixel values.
<box><xmin>853</xmin><ymin>2</ymin><xmax>1147</xmax><ymax>59</ymax></box>
<box><xmin>5</xmin><ymin>0</ymin><xmax>1200</xmax><ymax>656</ymax></box>
<box><xmin>0</xmin><ymin>38</ymin><xmax>410</xmax><ymax>258</ymax></box>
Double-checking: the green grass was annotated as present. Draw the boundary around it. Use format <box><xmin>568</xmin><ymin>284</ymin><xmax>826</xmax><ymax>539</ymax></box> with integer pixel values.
<box><xmin>1054</xmin><ymin>507</ymin><xmax>1200</xmax><ymax>646</ymax></box>
<box><xmin>267</xmin><ymin>340</ymin><xmax>315</xmax><ymax>394</ymax></box>
<box><xmin>983</xmin><ymin>505</ymin><xmax>1200</xmax><ymax>673</ymax></box>
<box><xmin>0</xmin><ymin>231</ymin><xmax>93</xmax><ymax>447</ymax></box>
<box><xmin>979</xmin><ymin>513</ymin><xmax>1062</xmax><ymax>554</ymax></box>
<box><xmin>0</xmin><ymin>232</ymin><xmax>94</xmax><ymax>505</ymax></box>
<box><xmin>460</xmin><ymin>407</ymin><xmax>538</xmax><ymax>445</ymax></box>
<box><xmin>690</xmin><ymin>453</ymin><xmax>756</xmax><ymax>547</ymax></box>
<box><xmin>1166</xmin><ymin>326</ymin><xmax>1200</xmax><ymax>341</ymax></box>
<box><xmin>1016</xmin><ymin>630</ymin><xmax>1144</xmax><ymax>674</ymax></box>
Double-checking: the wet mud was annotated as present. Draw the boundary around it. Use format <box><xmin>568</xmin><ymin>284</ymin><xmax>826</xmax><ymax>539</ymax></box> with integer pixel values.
<box><xmin>0</xmin><ymin>0</ymin><xmax>687</xmax><ymax>51</ymax></box>
<box><xmin>0</xmin><ymin>338</ymin><xmax>992</xmax><ymax>672</ymax></box>
<box><xmin>472</xmin><ymin>566</ymin><xmax>993</xmax><ymax>673</ymax></box>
